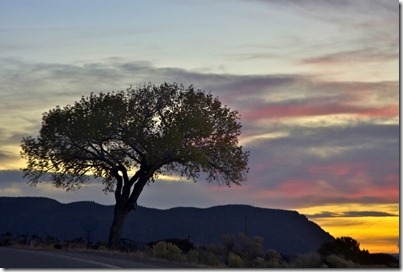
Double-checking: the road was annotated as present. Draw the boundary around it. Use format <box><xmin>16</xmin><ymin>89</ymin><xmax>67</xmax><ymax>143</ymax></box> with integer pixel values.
<box><xmin>0</xmin><ymin>247</ymin><xmax>192</xmax><ymax>268</ymax></box>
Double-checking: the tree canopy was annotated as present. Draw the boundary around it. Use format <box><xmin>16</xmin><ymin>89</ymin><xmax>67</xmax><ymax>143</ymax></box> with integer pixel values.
<box><xmin>21</xmin><ymin>82</ymin><xmax>249</xmax><ymax>202</ymax></box>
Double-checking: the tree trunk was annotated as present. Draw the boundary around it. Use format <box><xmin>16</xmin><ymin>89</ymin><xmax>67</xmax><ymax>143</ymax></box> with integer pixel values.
<box><xmin>108</xmin><ymin>204</ymin><xmax>128</xmax><ymax>250</ymax></box>
<box><xmin>107</xmin><ymin>167</ymin><xmax>153</xmax><ymax>250</ymax></box>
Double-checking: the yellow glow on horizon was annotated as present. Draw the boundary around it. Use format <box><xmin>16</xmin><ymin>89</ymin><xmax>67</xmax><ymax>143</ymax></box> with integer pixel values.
<box><xmin>313</xmin><ymin>216</ymin><xmax>398</xmax><ymax>254</ymax></box>
<box><xmin>298</xmin><ymin>203</ymin><xmax>398</xmax><ymax>215</ymax></box>
<box><xmin>0</xmin><ymin>148</ymin><xmax>25</xmax><ymax>171</ymax></box>
<box><xmin>298</xmin><ymin>204</ymin><xmax>399</xmax><ymax>254</ymax></box>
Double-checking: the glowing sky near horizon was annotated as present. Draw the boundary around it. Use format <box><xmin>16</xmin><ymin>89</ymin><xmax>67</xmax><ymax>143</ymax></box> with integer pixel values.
<box><xmin>0</xmin><ymin>0</ymin><xmax>399</xmax><ymax>253</ymax></box>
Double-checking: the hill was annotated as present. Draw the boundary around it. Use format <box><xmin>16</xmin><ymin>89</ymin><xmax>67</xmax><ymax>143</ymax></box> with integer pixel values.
<box><xmin>0</xmin><ymin>197</ymin><xmax>333</xmax><ymax>255</ymax></box>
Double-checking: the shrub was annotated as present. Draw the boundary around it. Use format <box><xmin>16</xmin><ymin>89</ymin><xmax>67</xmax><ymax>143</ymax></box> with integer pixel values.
<box><xmin>67</xmin><ymin>237</ymin><xmax>86</xmax><ymax>249</ymax></box>
<box><xmin>253</xmin><ymin>256</ymin><xmax>268</xmax><ymax>268</ymax></box>
<box><xmin>318</xmin><ymin>236</ymin><xmax>399</xmax><ymax>267</ymax></box>
<box><xmin>367</xmin><ymin>253</ymin><xmax>399</xmax><ymax>267</ymax></box>
<box><xmin>165</xmin><ymin>238</ymin><xmax>194</xmax><ymax>252</ymax></box>
<box><xmin>221</xmin><ymin>232</ymin><xmax>265</xmax><ymax>266</ymax></box>
<box><xmin>97</xmin><ymin>245</ymin><xmax>108</xmax><ymax>251</ymax></box>
<box><xmin>120</xmin><ymin>238</ymin><xmax>144</xmax><ymax>252</ymax></box>
<box><xmin>151</xmin><ymin>241</ymin><xmax>183</xmax><ymax>262</ymax></box>
<box><xmin>148</xmin><ymin>237</ymin><xmax>194</xmax><ymax>253</ymax></box>
<box><xmin>221</xmin><ymin>234</ymin><xmax>234</xmax><ymax>254</ymax></box>
<box><xmin>186</xmin><ymin>249</ymin><xmax>200</xmax><ymax>264</ymax></box>
<box><xmin>54</xmin><ymin>244</ymin><xmax>63</xmax><ymax>249</ymax></box>
<box><xmin>15</xmin><ymin>234</ymin><xmax>28</xmax><ymax>245</ymax></box>
<box><xmin>288</xmin><ymin>253</ymin><xmax>323</xmax><ymax>268</ymax></box>
<box><xmin>227</xmin><ymin>252</ymin><xmax>245</xmax><ymax>268</ymax></box>
<box><xmin>0</xmin><ymin>232</ymin><xmax>13</xmax><ymax>247</ymax></box>
<box><xmin>197</xmin><ymin>247</ymin><xmax>224</xmax><ymax>267</ymax></box>
<box><xmin>324</xmin><ymin>254</ymin><xmax>360</xmax><ymax>268</ymax></box>
<box><xmin>266</xmin><ymin>249</ymin><xmax>285</xmax><ymax>268</ymax></box>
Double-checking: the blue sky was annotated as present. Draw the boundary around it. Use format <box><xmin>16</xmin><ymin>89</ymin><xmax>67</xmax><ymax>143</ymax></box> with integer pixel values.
<box><xmin>0</xmin><ymin>0</ymin><xmax>399</xmax><ymax>253</ymax></box>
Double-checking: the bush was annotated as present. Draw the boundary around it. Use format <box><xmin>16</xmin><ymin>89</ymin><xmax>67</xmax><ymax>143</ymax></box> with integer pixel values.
<box><xmin>227</xmin><ymin>252</ymin><xmax>245</xmax><ymax>268</ymax></box>
<box><xmin>0</xmin><ymin>232</ymin><xmax>13</xmax><ymax>247</ymax></box>
<box><xmin>288</xmin><ymin>253</ymin><xmax>323</xmax><ymax>268</ymax></box>
<box><xmin>185</xmin><ymin>249</ymin><xmax>200</xmax><ymax>264</ymax></box>
<box><xmin>54</xmin><ymin>244</ymin><xmax>63</xmax><ymax>249</ymax></box>
<box><xmin>318</xmin><ymin>236</ymin><xmax>399</xmax><ymax>267</ymax></box>
<box><xmin>266</xmin><ymin>249</ymin><xmax>285</xmax><ymax>268</ymax></box>
<box><xmin>197</xmin><ymin>247</ymin><xmax>224</xmax><ymax>267</ymax></box>
<box><xmin>151</xmin><ymin>241</ymin><xmax>183</xmax><ymax>262</ymax></box>
<box><xmin>367</xmin><ymin>253</ymin><xmax>399</xmax><ymax>267</ymax></box>
<box><xmin>221</xmin><ymin>232</ymin><xmax>265</xmax><ymax>266</ymax></box>
<box><xmin>253</xmin><ymin>256</ymin><xmax>268</xmax><ymax>268</ymax></box>
<box><xmin>319</xmin><ymin>236</ymin><xmax>361</xmax><ymax>261</ymax></box>
<box><xmin>148</xmin><ymin>237</ymin><xmax>194</xmax><ymax>253</ymax></box>
<box><xmin>324</xmin><ymin>254</ymin><xmax>360</xmax><ymax>268</ymax></box>
<box><xmin>97</xmin><ymin>245</ymin><xmax>108</xmax><ymax>251</ymax></box>
<box><xmin>165</xmin><ymin>238</ymin><xmax>194</xmax><ymax>252</ymax></box>
<box><xmin>120</xmin><ymin>238</ymin><xmax>144</xmax><ymax>252</ymax></box>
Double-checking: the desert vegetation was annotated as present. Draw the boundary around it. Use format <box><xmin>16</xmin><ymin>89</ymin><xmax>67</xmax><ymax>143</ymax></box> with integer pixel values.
<box><xmin>0</xmin><ymin>231</ymin><xmax>398</xmax><ymax>268</ymax></box>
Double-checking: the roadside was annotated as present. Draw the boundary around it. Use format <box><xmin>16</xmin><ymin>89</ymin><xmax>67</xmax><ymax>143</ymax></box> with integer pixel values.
<box><xmin>0</xmin><ymin>246</ymin><xmax>200</xmax><ymax>268</ymax></box>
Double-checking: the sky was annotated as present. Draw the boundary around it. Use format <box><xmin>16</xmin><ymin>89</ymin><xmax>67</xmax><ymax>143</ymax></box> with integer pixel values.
<box><xmin>0</xmin><ymin>0</ymin><xmax>399</xmax><ymax>254</ymax></box>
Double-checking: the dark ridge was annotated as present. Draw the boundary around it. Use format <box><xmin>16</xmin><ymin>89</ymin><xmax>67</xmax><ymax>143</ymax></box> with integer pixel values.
<box><xmin>0</xmin><ymin>197</ymin><xmax>333</xmax><ymax>255</ymax></box>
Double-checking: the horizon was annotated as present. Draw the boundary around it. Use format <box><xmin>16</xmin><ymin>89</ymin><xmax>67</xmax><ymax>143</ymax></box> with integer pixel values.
<box><xmin>0</xmin><ymin>0</ymin><xmax>399</xmax><ymax>254</ymax></box>
<box><xmin>1</xmin><ymin>194</ymin><xmax>399</xmax><ymax>255</ymax></box>
<box><xmin>0</xmin><ymin>190</ymin><xmax>398</xmax><ymax>255</ymax></box>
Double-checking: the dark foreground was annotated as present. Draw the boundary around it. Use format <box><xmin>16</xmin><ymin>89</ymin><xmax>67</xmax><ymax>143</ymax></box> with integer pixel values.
<box><xmin>0</xmin><ymin>247</ymin><xmax>195</xmax><ymax>268</ymax></box>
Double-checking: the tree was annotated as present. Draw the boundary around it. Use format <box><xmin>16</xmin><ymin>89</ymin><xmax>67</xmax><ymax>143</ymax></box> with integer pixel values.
<box><xmin>20</xmin><ymin>82</ymin><xmax>249</xmax><ymax>249</ymax></box>
<box><xmin>318</xmin><ymin>236</ymin><xmax>398</xmax><ymax>267</ymax></box>
<box><xmin>318</xmin><ymin>236</ymin><xmax>364</xmax><ymax>263</ymax></box>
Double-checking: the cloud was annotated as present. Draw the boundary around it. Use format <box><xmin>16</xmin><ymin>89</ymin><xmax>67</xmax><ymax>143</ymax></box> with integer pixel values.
<box><xmin>256</xmin><ymin>0</ymin><xmax>398</xmax><ymax>26</ymax></box>
<box><xmin>300</xmin><ymin>48</ymin><xmax>398</xmax><ymax>66</ymax></box>
<box><xmin>239</xmin><ymin>79</ymin><xmax>398</xmax><ymax>122</ymax></box>
<box><xmin>0</xmin><ymin>170</ymin><xmax>25</xmax><ymax>184</ymax></box>
<box><xmin>243</xmin><ymin>102</ymin><xmax>398</xmax><ymax>121</ymax></box>
<box><xmin>342</xmin><ymin>211</ymin><xmax>398</xmax><ymax>217</ymax></box>
<box><xmin>0</xmin><ymin>58</ymin><xmax>398</xmax><ymax>212</ymax></box>
<box><xmin>0</xmin><ymin>151</ymin><xmax>16</xmax><ymax>163</ymax></box>
<box><xmin>307</xmin><ymin>211</ymin><xmax>398</xmax><ymax>218</ymax></box>
<box><xmin>0</xmin><ymin>170</ymin><xmax>115</xmax><ymax>205</ymax></box>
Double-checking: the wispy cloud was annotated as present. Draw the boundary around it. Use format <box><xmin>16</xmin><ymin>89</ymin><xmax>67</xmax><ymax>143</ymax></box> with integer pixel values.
<box><xmin>257</xmin><ymin>0</ymin><xmax>398</xmax><ymax>26</ymax></box>
<box><xmin>299</xmin><ymin>48</ymin><xmax>398</xmax><ymax>66</ymax></box>
<box><xmin>307</xmin><ymin>210</ymin><xmax>398</xmax><ymax>218</ymax></box>
<box><xmin>0</xmin><ymin>151</ymin><xmax>16</xmax><ymax>164</ymax></box>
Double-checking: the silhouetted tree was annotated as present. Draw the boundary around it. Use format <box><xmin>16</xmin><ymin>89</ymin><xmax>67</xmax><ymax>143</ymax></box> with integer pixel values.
<box><xmin>318</xmin><ymin>236</ymin><xmax>398</xmax><ymax>267</ymax></box>
<box><xmin>21</xmin><ymin>82</ymin><xmax>249</xmax><ymax>249</ymax></box>
<box><xmin>319</xmin><ymin>236</ymin><xmax>361</xmax><ymax>260</ymax></box>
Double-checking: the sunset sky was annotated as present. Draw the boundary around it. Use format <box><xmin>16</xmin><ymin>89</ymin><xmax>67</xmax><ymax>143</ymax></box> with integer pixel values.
<box><xmin>0</xmin><ymin>0</ymin><xmax>399</xmax><ymax>253</ymax></box>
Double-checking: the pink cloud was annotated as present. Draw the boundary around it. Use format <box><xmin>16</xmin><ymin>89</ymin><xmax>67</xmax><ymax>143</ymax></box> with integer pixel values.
<box><xmin>307</xmin><ymin>162</ymin><xmax>371</xmax><ymax>177</ymax></box>
<box><xmin>252</xmin><ymin>169</ymin><xmax>399</xmax><ymax>207</ymax></box>
<box><xmin>243</xmin><ymin>102</ymin><xmax>398</xmax><ymax>121</ymax></box>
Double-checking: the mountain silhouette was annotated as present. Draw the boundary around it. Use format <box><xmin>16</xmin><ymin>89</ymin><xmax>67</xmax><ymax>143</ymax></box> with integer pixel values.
<box><xmin>0</xmin><ymin>197</ymin><xmax>333</xmax><ymax>255</ymax></box>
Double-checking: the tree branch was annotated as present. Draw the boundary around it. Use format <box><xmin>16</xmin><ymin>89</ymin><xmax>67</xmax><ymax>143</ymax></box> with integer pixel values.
<box><xmin>124</xmin><ymin>166</ymin><xmax>154</xmax><ymax>212</ymax></box>
<box><xmin>111</xmin><ymin>167</ymin><xmax>123</xmax><ymax>202</ymax></box>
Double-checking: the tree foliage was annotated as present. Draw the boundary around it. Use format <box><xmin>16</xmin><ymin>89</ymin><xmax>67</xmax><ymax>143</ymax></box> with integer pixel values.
<box><xmin>318</xmin><ymin>236</ymin><xmax>362</xmax><ymax>259</ymax></box>
<box><xmin>21</xmin><ymin>82</ymin><xmax>249</xmax><ymax>205</ymax></box>
<box><xmin>318</xmin><ymin>236</ymin><xmax>398</xmax><ymax>267</ymax></box>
